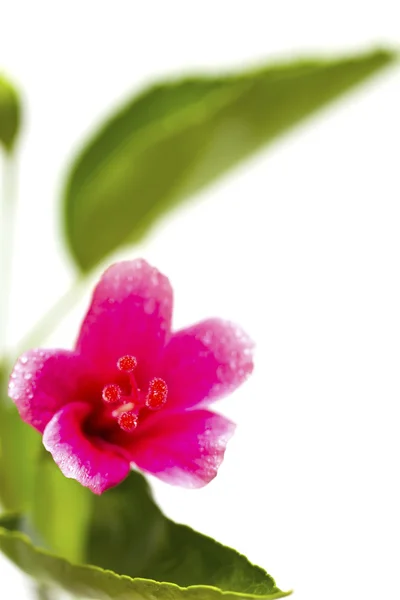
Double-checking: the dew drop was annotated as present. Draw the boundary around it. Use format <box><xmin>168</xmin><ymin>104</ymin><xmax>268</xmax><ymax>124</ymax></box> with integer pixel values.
<box><xmin>144</xmin><ymin>297</ymin><xmax>156</xmax><ymax>315</ymax></box>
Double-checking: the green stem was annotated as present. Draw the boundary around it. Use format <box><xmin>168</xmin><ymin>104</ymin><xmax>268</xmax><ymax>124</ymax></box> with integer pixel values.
<box><xmin>0</xmin><ymin>154</ymin><xmax>18</xmax><ymax>357</ymax></box>
<box><xmin>0</xmin><ymin>154</ymin><xmax>88</xmax><ymax>373</ymax></box>
<box><xmin>12</xmin><ymin>275</ymin><xmax>87</xmax><ymax>359</ymax></box>
<box><xmin>34</xmin><ymin>583</ymin><xmax>56</xmax><ymax>600</ymax></box>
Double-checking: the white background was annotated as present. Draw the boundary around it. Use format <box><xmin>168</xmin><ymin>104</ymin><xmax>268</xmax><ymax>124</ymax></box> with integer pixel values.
<box><xmin>0</xmin><ymin>2</ymin><xmax>399</xmax><ymax>599</ymax></box>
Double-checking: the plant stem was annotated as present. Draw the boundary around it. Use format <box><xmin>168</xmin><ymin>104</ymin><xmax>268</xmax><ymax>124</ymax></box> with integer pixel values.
<box><xmin>0</xmin><ymin>152</ymin><xmax>88</xmax><ymax>372</ymax></box>
<box><xmin>34</xmin><ymin>583</ymin><xmax>55</xmax><ymax>600</ymax></box>
<box><xmin>13</xmin><ymin>275</ymin><xmax>87</xmax><ymax>358</ymax></box>
<box><xmin>0</xmin><ymin>154</ymin><xmax>87</xmax><ymax>385</ymax></box>
<box><xmin>0</xmin><ymin>154</ymin><xmax>18</xmax><ymax>357</ymax></box>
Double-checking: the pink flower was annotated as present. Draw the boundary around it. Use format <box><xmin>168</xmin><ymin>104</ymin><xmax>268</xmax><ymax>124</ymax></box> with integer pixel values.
<box><xmin>9</xmin><ymin>260</ymin><xmax>253</xmax><ymax>494</ymax></box>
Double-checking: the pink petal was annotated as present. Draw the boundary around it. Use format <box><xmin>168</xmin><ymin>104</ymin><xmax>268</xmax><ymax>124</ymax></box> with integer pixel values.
<box><xmin>129</xmin><ymin>409</ymin><xmax>235</xmax><ymax>488</ymax></box>
<box><xmin>43</xmin><ymin>402</ymin><xmax>131</xmax><ymax>494</ymax></box>
<box><xmin>8</xmin><ymin>349</ymin><xmax>99</xmax><ymax>433</ymax></box>
<box><xmin>76</xmin><ymin>260</ymin><xmax>173</xmax><ymax>380</ymax></box>
<box><xmin>160</xmin><ymin>319</ymin><xmax>254</xmax><ymax>410</ymax></box>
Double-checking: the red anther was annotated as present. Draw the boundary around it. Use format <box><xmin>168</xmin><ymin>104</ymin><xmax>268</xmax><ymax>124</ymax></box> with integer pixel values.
<box><xmin>146</xmin><ymin>377</ymin><xmax>168</xmax><ymax>410</ymax></box>
<box><xmin>102</xmin><ymin>383</ymin><xmax>122</xmax><ymax>403</ymax></box>
<box><xmin>118</xmin><ymin>411</ymin><xmax>138</xmax><ymax>432</ymax></box>
<box><xmin>117</xmin><ymin>355</ymin><xmax>137</xmax><ymax>372</ymax></box>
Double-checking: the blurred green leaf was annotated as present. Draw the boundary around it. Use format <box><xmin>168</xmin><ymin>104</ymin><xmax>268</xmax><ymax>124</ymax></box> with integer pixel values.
<box><xmin>0</xmin><ymin>74</ymin><xmax>21</xmax><ymax>152</ymax></box>
<box><xmin>0</xmin><ymin>365</ymin><xmax>90</xmax><ymax>562</ymax></box>
<box><xmin>0</xmin><ymin>473</ymin><xmax>290</xmax><ymax>599</ymax></box>
<box><xmin>0</xmin><ymin>407</ymin><xmax>39</xmax><ymax>511</ymax></box>
<box><xmin>64</xmin><ymin>48</ymin><xmax>395</xmax><ymax>272</ymax></box>
<box><xmin>0</xmin><ymin>367</ymin><xmax>90</xmax><ymax>560</ymax></box>
<box><xmin>31</xmin><ymin>454</ymin><xmax>92</xmax><ymax>564</ymax></box>
<box><xmin>0</xmin><ymin>366</ymin><xmax>40</xmax><ymax>512</ymax></box>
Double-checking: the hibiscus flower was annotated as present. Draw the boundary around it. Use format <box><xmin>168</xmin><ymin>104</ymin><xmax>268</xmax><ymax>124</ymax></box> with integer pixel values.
<box><xmin>9</xmin><ymin>260</ymin><xmax>253</xmax><ymax>494</ymax></box>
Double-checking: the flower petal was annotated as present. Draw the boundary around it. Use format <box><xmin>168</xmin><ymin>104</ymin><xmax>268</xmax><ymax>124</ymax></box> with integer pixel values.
<box><xmin>8</xmin><ymin>349</ymin><xmax>99</xmax><ymax>433</ymax></box>
<box><xmin>160</xmin><ymin>319</ymin><xmax>254</xmax><ymax>410</ymax></box>
<box><xmin>76</xmin><ymin>260</ymin><xmax>173</xmax><ymax>379</ymax></box>
<box><xmin>129</xmin><ymin>409</ymin><xmax>235</xmax><ymax>488</ymax></box>
<box><xmin>43</xmin><ymin>402</ymin><xmax>131</xmax><ymax>494</ymax></box>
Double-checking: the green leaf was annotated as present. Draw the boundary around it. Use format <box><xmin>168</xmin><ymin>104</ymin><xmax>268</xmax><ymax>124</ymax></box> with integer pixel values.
<box><xmin>84</xmin><ymin>472</ymin><xmax>280</xmax><ymax>594</ymax></box>
<box><xmin>0</xmin><ymin>363</ymin><xmax>90</xmax><ymax>560</ymax></box>
<box><xmin>0</xmin><ymin>74</ymin><xmax>21</xmax><ymax>152</ymax></box>
<box><xmin>0</xmin><ymin>366</ymin><xmax>40</xmax><ymax>512</ymax></box>
<box><xmin>64</xmin><ymin>48</ymin><xmax>396</xmax><ymax>272</ymax></box>
<box><xmin>31</xmin><ymin>454</ymin><xmax>92</xmax><ymax>564</ymax></box>
<box><xmin>0</xmin><ymin>406</ymin><xmax>40</xmax><ymax>511</ymax></box>
<box><xmin>0</xmin><ymin>473</ymin><xmax>290</xmax><ymax>599</ymax></box>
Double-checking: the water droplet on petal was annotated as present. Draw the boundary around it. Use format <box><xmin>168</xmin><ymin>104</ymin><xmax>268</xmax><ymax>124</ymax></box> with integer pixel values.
<box><xmin>144</xmin><ymin>297</ymin><xmax>156</xmax><ymax>315</ymax></box>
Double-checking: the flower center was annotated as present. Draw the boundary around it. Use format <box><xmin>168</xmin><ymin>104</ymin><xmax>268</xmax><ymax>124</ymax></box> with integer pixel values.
<box><xmin>101</xmin><ymin>355</ymin><xmax>168</xmax><ymax>432</ymax></box>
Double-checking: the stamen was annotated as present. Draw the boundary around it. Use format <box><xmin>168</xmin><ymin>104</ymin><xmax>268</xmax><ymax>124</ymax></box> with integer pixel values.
<box><xmin>118</xmin><ymin>411</ymin><xmax>138</xmax><ymax>432</ymax></box>
<box><xmin>102</xmin><ymin>383</ymin><xmax>122</xmax><ymax>403</ymax></box>
<box><xmin>146</xmin><ymin>377</ymin><xmax>168</xmax><ymax>410</ymax></box>
<box><xmin>117</xmin><ymin>355</ymin><xmax>137</xmax><ymax>372</ymax></box>
<box><xmin>112</xmin><ymin>402</ymin><xmax>135</xmax><ymax>417</ymax></box>
<box><xmin>100</xmin><ymin>357</ymin><xmax>167</xmax><ymax>432</ymax></box>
